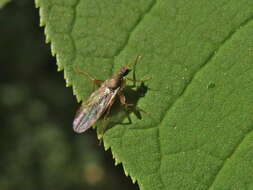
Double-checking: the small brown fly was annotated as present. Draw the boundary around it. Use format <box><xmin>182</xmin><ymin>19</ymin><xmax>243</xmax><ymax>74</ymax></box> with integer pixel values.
<box><xmin>73</xmin><ymin>56</ymin><xmax>143</xmax><ymax>134</ymax></box>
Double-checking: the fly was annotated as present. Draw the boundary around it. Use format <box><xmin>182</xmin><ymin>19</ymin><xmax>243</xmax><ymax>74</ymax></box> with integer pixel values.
<box><xmin>73</xmin><ymin>56</ymin><xmax>142</xmax><ymax>134</ymax></box>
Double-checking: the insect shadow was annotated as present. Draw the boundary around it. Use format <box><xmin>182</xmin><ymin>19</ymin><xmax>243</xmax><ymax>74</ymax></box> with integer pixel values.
<box><xmin>96</xmin><ymin>81</ymin><xmax>149</xmax><ymax>137</ymax></box>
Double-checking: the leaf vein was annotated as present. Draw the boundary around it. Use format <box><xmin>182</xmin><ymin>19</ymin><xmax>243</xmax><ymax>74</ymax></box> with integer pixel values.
<box><xmin>154</xmin><ymin>14</ymin><xmax>253</xmax><ymax>189</ymax></box>
<box><xmin>69</xmin><ymin>0</ymin><xmax>80</xmax><ymax>64</ymax></box>
<box><xmin>157</xmin><ymin>14</ymin><xmax>253</xmax><ymax>131</ymax></box>
<box><xmin>110</xmin><ymin>0</ymin><xmax>157</xmax><ymax>76</ymax></box>
<box><xmin>207</xmin><ymin>129</ymin><xmax>253</xmax><ymax>190</ymax></box>
<box><xmin>114</xmin><ymin>0</ymin><xmax>157</xmax><ymax>58</ymax></box>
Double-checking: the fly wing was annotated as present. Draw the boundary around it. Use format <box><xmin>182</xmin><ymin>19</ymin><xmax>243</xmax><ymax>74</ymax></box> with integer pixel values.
<box><xmin>73</xmin><ymin>87</ymin><xmax>119</xmax><ymax>133</ymax></box>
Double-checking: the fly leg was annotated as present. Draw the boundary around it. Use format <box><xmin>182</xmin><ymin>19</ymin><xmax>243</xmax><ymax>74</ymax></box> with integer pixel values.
<box><xmin>119</xmin><ymin>92</ymin><xmax>133</xmax><ymax>109</ymax></box>
<box><xmin>126</xmin><ymin>76</ymin><xmax>152</xmax><ymax>88</ymax></box>
<box><xmin>75</xmin><ymin>67</ymin><xmax>104</xmax><ymax>90</ymax></box>
<box><xmin>130</xmin><ymin>56</ymin><xmax>140</xmax><ymax>87</ymax></box>
<box><xmin>126</xmin><ymin>55</ymin><xmax>152</xmax><ymax>88</ymax></box>
<box><xmin>119</xmin><ymin>92</ymin><xmax>148</xmax><ymax>117</ymax></box>
<box><xmin>126</xmin><ymin>55</ymin><xmax>141</xmax><ymax>88</ymax></box>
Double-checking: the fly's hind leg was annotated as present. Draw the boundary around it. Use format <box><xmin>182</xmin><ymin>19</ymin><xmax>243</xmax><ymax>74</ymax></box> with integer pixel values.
<box><xmin>75</xmin><ymin>67</ymin><xmax>104</xmax><ymax>90</ymax></box>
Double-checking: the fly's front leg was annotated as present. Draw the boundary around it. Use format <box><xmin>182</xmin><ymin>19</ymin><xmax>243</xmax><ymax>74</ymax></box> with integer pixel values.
<box><xmin>126</xmin><ymin>56</ymin><xmax>151</xmax><ymax>88</ymax></box>
<box><xmin>124</xmin><ymin>55</ymin><xmax>141</xmax><ymax>87</ymax></box>
<box><xmin>75</xmin><ymin>67</ymin><xmax>104</xmax><ymax>90</ymax></box>
<box><xmin>126</xmin><ymin>76</ymin><xmax>152</xmax><ymax>88</ymax></box>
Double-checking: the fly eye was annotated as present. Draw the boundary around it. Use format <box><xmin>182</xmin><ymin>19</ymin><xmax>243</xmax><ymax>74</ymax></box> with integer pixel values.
<box><xmin>123</xmin><ymin>69</ymin><xmax>131</xmax><ymax>76</ymax></box>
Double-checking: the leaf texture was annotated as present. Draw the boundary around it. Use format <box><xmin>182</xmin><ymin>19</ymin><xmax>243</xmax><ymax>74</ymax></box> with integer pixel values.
<box><xmin>36</xmin><ymin>0</ymin><xmax>253</xmax><ymax>189</ymax></box>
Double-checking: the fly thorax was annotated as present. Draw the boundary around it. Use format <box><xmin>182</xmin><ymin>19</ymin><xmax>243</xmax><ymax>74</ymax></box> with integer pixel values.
<box><xmin>104</xmin><ymin>87</ymin><xmax>111</xmax><ymax>94</ymax></box>
<box><xmin>106</xmin><ymin>78</ymin><xmax>121</xmax><ymax>89</ymax></box>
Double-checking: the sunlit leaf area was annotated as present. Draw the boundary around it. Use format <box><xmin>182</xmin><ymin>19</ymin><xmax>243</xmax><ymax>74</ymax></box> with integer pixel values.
<box><xmin>0</xmin><ymin>1</ymin><xmax>138</xmax><ymax>190</ymax></box>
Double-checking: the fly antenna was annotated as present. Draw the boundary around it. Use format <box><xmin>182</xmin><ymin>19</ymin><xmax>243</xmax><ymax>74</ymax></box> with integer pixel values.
<box><xmin>127</xmin><ymin>55</ymin><xmax>142</xmax><ymax>69</ymax></box>
<box><xmin>126</xmin><ymin>55</ymin><xmax>142</xmax><ymax>86</ymax></box>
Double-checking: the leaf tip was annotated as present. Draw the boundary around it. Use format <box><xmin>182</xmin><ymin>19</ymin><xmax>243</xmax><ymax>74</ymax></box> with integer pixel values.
<box><xmin>34</xmin><ymin>0</ymin><xmax>40</xmax><ymax>8</ymax></box>
<box><xmin>57</xmin><ymin>66</ymin><xmax>63</xmax><ymax>72</ymax></box>
<box><xmin>51</xmin><ymin>42</ymin><xmax>56</xmax><ymax>56</ymax></box>
<box><xmin>102</xmin><ymin>143</ymin><xmax>139</xmax><ymax>186</ymax></box>
<box><xmin>131</xmin><ymin>177</ymin><xmax>137</xmax><ymax>184</ymax></box>
<box><xmin>72</xmin><ymin>85</ymin><xmax>82</xmax><ymax>102</ymax></box>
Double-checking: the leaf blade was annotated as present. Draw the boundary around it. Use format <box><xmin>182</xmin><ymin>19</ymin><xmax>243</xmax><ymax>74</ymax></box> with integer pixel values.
<box><xmin>37</xmin><ymin>0</ymin><xmax>253</xmax><ymax>189</ymax></box>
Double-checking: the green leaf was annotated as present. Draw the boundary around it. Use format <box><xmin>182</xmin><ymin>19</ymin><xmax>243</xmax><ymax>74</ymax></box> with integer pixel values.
<box><xmin>36</xmin><ymin>0</ymin><xmax>253</xmax><ymax>189</ymax></box>
<box><xmin>0</xmin><ymin>0</ymin><xmax>11</xmax><ymax>8</ymax></box>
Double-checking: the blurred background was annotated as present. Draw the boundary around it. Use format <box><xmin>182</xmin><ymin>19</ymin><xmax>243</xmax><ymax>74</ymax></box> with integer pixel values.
<box><xmin>0</xmin><ymin>0</ymin><xmax>138</xmax><ymax>189</ymax></box>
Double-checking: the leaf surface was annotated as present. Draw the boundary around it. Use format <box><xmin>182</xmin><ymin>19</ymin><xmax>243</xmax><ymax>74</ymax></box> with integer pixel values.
<box><xmin>0</xmin><ymin>0</ymin><xmax>11</xmax><ymax>8</ymax></box>
<box><xmin>36</xmin><ymin>0</ymin><xmax>253</xmax><ymax>189</ymax></box>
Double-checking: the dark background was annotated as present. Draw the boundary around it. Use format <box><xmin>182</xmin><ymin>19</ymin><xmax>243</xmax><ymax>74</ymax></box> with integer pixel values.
<box><xmin>0</xmin><ymin>1</ymin><xmax>138</xmax><ymax>189</ymax></box>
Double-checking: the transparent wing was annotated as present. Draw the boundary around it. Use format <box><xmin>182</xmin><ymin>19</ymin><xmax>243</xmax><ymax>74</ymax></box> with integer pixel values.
<box><xmin>73</xmin><ymin>87</ymin><xmax>119</xmax><ymax>133</ymax></box>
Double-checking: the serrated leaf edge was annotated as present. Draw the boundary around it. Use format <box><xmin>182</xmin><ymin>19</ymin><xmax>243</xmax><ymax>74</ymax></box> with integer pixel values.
<box><xmin>104</xmin><ymin>140</ymin><xmax>139</xmax><ymax>185</ymax></box>
<box><xmin>35</xmin><ymin>0</ymin><xmax>141</xmax><ymax>187</ymax></box>
<box><xmin>35</xmin><ymin>1</ymin><xmax>83</xmax><ymax>102</ymax></box>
